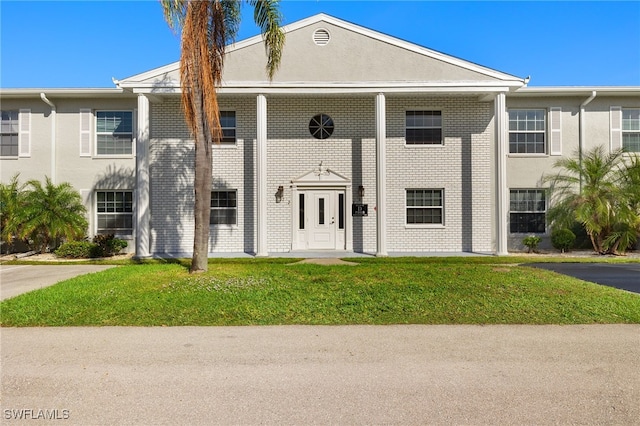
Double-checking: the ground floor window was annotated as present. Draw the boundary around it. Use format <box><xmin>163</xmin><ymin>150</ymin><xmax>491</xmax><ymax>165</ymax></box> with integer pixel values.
<box><xmin>406</xmin><ymin>189</ymin><xmax>443</xmax><ymax>225</ymax></box>
<box><xmin>210</xmin><ymin>190</ymin><xmax>237</xmax><ymax>225</ymax></box>
<box><xmin>509</xmin><ymin>189</ymin><xmax>546</xmax><ymax>233</ymax></box>
<box><xmin>96</xmin><ymin>190</ymin><xmax>133</xmax><ymax>235</ymax></box>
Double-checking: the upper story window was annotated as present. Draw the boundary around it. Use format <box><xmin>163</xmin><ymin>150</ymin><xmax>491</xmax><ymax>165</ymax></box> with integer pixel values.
<box><xmin>220</xmin><ymin>111</ymin><xmax>236</xmax><ymax>145</ymax></box>
<box><xmin>96</xmin><ymin>190</ymin><xmax>133</xmax><ymax>235</ymax></box>
<box><xmin>622</xmin><ymin>109</ymin><xmax>640</xmax><ymax>152</ymax></box>
<box><xmin>96</xmin><ymin>111</ymin><xmax>133</xmax><ymax>156</ymax></box>
<box><xmin>406</xmin><ymin>189</ymin><xmax>443</xmax><ymax>225</ymax></box>
<box><xmin>1</xmin><ymin>110</ymin><xmax>19</xmax><ymax>157</ymax></box>
<box><xmin>210</xmin><ymin>190</ymin><xmax>237</xmax><ymax>225</ymax></box>
<box><xmin>405</xmin><ymin>111</ymin><xmax>442</xmax><ymax>145</ymax></box>
<box><xmin>509</xmin><ymin>189</ymin><xmax>546</xmax><ymax>233</ymax></box>
<box><xmin>509</xmin><ymin>109</ymin><xmax>546</xmax><ymax>154</ymax></box>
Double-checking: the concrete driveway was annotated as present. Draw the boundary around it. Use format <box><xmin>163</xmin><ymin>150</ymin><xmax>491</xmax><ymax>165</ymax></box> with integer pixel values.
<box><xmin>528</xmin><ymin>263</ymin><xmax>640</xmax><ymax>294</ymax></box>
<box><xmin>1</xmin><ymin>325</ymin><xmax>639</xmax><ymax>425</ymax></box>
<box><xmin>0</xmin><ymin>264</ymin><xmax>116</xmax><ymax>300</ymax></box>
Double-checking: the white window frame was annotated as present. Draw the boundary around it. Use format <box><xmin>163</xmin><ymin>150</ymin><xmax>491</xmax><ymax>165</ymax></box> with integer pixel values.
<box><xmin>509</xmin><ymin>189</ymin><xmax>547</xmax><ymax>234</ymax></box>
<box><xmin>0</xmin><ymin>110</ymin><xmax>19</xmax><ymax>157</ymax></box>
<box><xmin>405</xmin><ymin>110</ymin><xmax>443</xmax><ymax>146</ymax></box>
<box><xmin>210</xmin><ymin>189</ymin><xmax>238</xmax><ymax>226</ymax></box>
<box><xmin>622</xmin><ymin>108</ymin><xmax>640</xmax><ymax>152</ymax></box>
<box><xmin>95</xmin><ymin>190</ymin><xmax>134</xmax><ymax>236</ymax></box>
<box><xmin>95</xmin><ymin>110</ymin><xmax>134</xmax><ymax>156</ymax></box>
<box><xmin>508</xmin><ymin>109</ymin><xmax>547</xmax><ymax>155</ymax></box>
<box><xmin>405</xmin><ymin>189</ymin><xmax>444</xmax><ymax>227</ymax></box>
<box><xmin>217</xmin><ymin>111</ymin><xmax>237</xmax><ymax>147</ymax></box>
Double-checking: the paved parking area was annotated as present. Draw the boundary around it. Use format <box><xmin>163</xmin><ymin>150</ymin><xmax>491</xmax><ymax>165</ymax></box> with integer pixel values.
<box><xmin>0</xmin><ymin>264</ymin><xmax>115</xmax><ymax>300</ymax></box>
<box><xmin>528</xmin><ymin>263</ymin><xmax>640</xmax><ymax>294</ymax></box>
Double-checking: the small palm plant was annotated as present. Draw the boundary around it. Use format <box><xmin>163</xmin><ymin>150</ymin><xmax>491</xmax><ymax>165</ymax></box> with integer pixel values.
<box><xmin>0</xmin><ymin>174</ymin><xmax>26</xmax><ymax>253</ymax></box>
<box><xmin>544</xmin><ymin>146</ymin><xmax>639</xmax><ymax>255</ymax></box>
<box><xmin>18</xmin><ymin>177</ymin><xmax>88</xmax><ymax>253</ymax></box>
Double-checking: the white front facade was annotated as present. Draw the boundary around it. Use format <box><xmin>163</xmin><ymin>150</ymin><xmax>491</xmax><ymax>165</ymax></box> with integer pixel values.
<box><xmin>2</xmin><ymin>14</ymin><xmax>639</xmax><ymax>256</ymax></box>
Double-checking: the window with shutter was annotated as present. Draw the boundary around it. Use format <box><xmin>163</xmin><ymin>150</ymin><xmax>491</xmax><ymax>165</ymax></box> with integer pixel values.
<box><xmin>549</xmin><ymin>107</ymin><xmax>562</xmax><ymax>156</ymax></box>
<box><xmin>18</xmin><ymin>109</ymin><xmax>31</xmax><ymax>157</ymax></box>
<box><xmin>80</xmin><ymin>109</ymin><xmax>92</xmax><ymax>156</ymax></box>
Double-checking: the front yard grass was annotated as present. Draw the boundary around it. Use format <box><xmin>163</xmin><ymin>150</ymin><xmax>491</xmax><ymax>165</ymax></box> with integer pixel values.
<box><xmin>1</xmin><ymin>257</ymin><xmax>639</xmax><ymax>326</ymax></box>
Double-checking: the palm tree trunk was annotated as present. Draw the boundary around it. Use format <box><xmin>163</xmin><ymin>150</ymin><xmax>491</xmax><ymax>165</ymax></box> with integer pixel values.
<box><xmin>190</xmin><ymin>85</ymin><xmax>212</xmax><ymax>273</ymax></box>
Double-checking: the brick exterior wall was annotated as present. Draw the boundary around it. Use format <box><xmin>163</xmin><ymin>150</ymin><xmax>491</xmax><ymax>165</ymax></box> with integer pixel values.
<box><xmin>148</xmin><ymin>94</ymin><xmax>494</xmax><ymax>255</ymax></box>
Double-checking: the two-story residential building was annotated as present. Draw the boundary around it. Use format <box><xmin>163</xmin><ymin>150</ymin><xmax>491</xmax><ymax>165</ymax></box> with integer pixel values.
<box><xmin>2</xmin><ymin>14</ymin><xmax>639</xmax><ymax>257</ymax></box>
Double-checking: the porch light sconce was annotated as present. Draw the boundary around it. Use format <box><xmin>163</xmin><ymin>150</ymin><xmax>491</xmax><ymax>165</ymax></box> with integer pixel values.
<box><xmin>358</xmin><ymin>185</ymin><xmax>365</xmax><ymax>199</ymax></box>
<box><xmin>275</xmin><ymin>185</ymin><xmax>284</xmax><ymax>203</ymax></box>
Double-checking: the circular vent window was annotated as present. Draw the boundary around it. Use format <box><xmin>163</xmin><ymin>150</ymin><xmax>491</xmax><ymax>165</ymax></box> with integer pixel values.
<box><xmin>313</xmin><ymin>28</ymin><xmax>331</xmax><ymax>46</ymax></box>
<box><xmin>309</xmin><ymin>114</ymin><xmax>334</xmax><ymax>140</ymax></box>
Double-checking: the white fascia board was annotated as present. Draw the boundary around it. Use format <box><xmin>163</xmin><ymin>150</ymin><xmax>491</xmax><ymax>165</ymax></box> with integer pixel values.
<box><xmin>117</xmin><ymin>62</ymin><xmax>180</xmax><ymax>87</ymax></box>
<box><xmin>511</xmin><ymin>86</ymin><xmax>640</xmax><ymax>97</ymax></box>
<box><xmin>131</xmin><ymin>82</ymin><xmax>516</xmax><ymax>96</ymax></box>
<box><xmin>0</xmin><ymin>88</ymin><xmax>131</xmax><ymax>98</ymax></box>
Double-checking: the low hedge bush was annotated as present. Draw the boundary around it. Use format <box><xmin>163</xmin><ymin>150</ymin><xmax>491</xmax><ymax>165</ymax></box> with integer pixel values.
<box><xmin>55</xmin><ymin>235</ymin><xmax>127</xmax><ymax>258</ymax></box>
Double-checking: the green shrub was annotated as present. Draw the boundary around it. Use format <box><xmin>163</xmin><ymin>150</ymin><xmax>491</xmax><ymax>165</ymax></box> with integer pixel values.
<box><xmin>54</xmin><ymin>235</ymin><xmax>127</xmax><ymax>259</ymax></box>
<box><xmin>92</xmin><ymin>234</ymin><xmax>128</xmax><ymax>257</ymax></box>
<box><xmin>522</xmin><ymin>235</ymin><xmax>541</xmax><ymax>253</ymax></box>
<box><xmin>551</xmin><ymin>228</ymin><xmax>576</xmax><ymax>253</ymax></box>
<box><xmin>54</xmin><ymin>241</ymin><xmax>98</xmax><ymax>258</ymax></box>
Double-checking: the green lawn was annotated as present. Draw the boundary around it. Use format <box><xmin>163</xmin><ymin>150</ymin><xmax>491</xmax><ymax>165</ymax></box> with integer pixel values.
<box><xmin>1</xmin><ymin>257</ymin><xmax>639</xmax><ymax>326</ymax></box>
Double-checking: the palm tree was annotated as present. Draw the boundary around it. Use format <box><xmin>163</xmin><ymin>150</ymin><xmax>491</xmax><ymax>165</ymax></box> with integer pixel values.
<box><xmin>0</xmin><ymin>174</ymin><xmax>26</xmax><ymax>253</ymax></box>
<box><xmin>545</xmin><ymin>145</ymin><xmax>639</xmax><ymax>254</ymax></box>
<box><xmin>161</xmin><ymin>0</ymin><xmax>284</xmax><ymax>273</ymax></box>
<box><xmin>18</xmin><ymin>177</ymin><xmax>88</xmax><ymax>253</ymax></box>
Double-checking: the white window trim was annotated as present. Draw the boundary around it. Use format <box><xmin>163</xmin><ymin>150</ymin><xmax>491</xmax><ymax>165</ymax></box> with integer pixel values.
<box><xmin>404</xmin><ymin>188</ymin><xmax>445</xmax><ymax>228</ymax></box>
<box><xmin>508</xmin><ymin>188</ymin><xmax>547</xmax><ymax>235</ymax></box>
<box><xmin>508</xmin><ymin>109</ymin><xmax>548</xmax><ymax>156</ymax></box>
<box><xmin>210</xmin><ymin>189</ymin><xmax>238</xmax><ymax>228</ymax></box>
<box><xmin>95</xmin><ymin>189</ymin><xmax>134</xmax><ymax>236</ymax></box>
<box><xmin>404</xmin><ymin>110</ymin><xmax>444</xmax><ymax>147</ymax></box>
<box><xmin>621</xmin><ymin>107</ymin><xmax>640</xmax><ymax>153</ymax></box>
<box><xmin>1</xmin><ymin>109</ymin><xmax>21</xmax><ymax>158</ymax></box>
<box><xmin>214</xmin><ymin>110</ymin><xmax>237</xmax><ymax>148</ymax></box>
<box><xmin>95</xmin><ymin>110</ymin><xmax>136</xmax><ymax>158</ymax></box>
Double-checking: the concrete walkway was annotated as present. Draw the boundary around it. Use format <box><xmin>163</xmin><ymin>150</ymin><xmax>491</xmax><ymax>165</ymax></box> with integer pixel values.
<box><xmin>2</xmin><ymin>325</ymin><xmax>639</xmax><ymax>425</ymax></box>
<box><xmin>0</xmin><ymin>264</ymin><xmax>116</xmax><ymax>301</ymax></box>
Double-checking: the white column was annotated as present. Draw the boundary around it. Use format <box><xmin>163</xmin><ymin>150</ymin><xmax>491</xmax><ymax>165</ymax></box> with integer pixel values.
<box><xmin>495</xmin><ymin>92</ymin><xmax>508</xmax><ymax>256</ymax></box>
<box><xmin>256</xmin><ymin>94</ymin><xmax>268</xmax><ymax>256</ymax></box>
<box><xmin>135</xmin><ymin>94</ymin><xmax>151</xmax><ymax>258</ymax></box>
<box><xmin>376</xmin><ymin>93</ymin><xmax>388</xmax><ymax>256</ymax></box>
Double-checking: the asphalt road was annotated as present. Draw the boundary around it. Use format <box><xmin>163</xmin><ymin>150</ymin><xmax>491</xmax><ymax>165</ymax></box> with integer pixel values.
<box><xmin>528</xmin><ymin>263</ymin><xmax>640</xmax><ymax>294</ymax></box>
<box><xmin>2</xmin><ymin>325</ymin><xmax>640</xmax><ymax>425</ymax></box>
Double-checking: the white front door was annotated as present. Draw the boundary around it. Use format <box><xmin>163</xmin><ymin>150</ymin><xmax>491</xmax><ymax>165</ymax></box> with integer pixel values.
<box><xmin>297</xmin><ymin>189</ymin><xmax>346</xmax><ymax>250</ymax></box>
<box><xmin>309</xmin><ymin>191</ymin><xmax>335</xmax><ymax>249</ymax></box>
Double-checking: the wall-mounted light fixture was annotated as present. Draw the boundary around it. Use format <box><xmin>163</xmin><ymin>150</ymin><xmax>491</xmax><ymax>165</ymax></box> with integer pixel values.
<box><xmin>275</xmin><ymin>185</ymin><xmax>284</xmax><ymax>203</ymax></box>
<box><xmin>358</xmin><ymin>185</ymin><xmax>365</xmax><ymax>199</ymax></box>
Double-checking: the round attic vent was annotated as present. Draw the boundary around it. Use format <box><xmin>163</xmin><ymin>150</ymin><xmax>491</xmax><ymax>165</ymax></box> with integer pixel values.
<box><xmin>313</xmin><ymin>28</ymin><xmax>331</xmax><ymax>46</ymax></box>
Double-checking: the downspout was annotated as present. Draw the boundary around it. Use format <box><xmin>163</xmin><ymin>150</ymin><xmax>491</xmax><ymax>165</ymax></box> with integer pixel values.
<box><xmin>579</xmin><ymin>91</ymin><xmax>597</xmax><ymax>192</ymax></box>
<box><xmin>40</xmin><ymin>93</ymin><xmax>57</xmax><ymax>183</ymax></box>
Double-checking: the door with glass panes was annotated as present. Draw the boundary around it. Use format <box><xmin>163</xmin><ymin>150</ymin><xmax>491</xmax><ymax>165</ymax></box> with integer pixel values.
<box><xmin>298</xmin><ymin>190</ymin><xmax>346</xmax><ymax>250</ymax></box>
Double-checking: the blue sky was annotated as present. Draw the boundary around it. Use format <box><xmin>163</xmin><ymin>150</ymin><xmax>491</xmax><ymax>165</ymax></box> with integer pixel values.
<box><xmin>1</xmin><ymin>1</ymin><xmax>639</xmax><ymax>88</ymax></box>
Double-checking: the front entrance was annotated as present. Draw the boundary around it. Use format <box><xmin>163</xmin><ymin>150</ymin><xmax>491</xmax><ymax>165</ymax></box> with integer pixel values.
<box><xmin>296</xmin><ymin>189</ymin><xmax>346</xmax><ymax>250</ymax></box>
